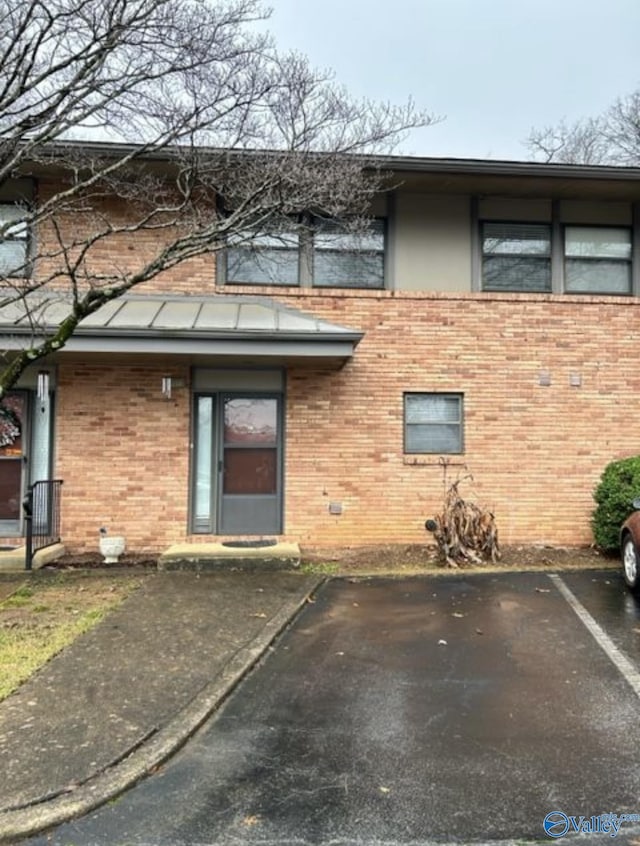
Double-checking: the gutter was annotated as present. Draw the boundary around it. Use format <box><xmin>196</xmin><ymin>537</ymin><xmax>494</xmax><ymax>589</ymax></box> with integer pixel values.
<box><xmin>0</xmin><ymin>326</ymin><xmax>365</xmax><ymax>345</ymax></box>
<box><xmin>22</xmin><ymin>140</ymin><xmax>640</xmax><ymax>182</ymax></box>
<box><xmin>377</xmin><ymin>155</ymin><xmax>640</xmax><ymax>181</ymax></box>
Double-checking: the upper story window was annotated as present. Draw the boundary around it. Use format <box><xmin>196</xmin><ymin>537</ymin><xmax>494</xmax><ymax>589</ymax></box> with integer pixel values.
<box><xmin>225</xmin><ymin>218</ymin><xmax>385</xmax><ymax>289</ymax></box>
<box><xmin>564</xmin><ymin>226</ymin><xmax>632</xmax><ymax>294</ymax></box>
<box><xmin>480</xmin><ymin>218</ymin><xmax>633</xmax><ymax>296</ymax></box>
<box><xmin>404</xmin><ymin>392</ymin><xmax>464</xmax><ymax>454</ymax></box>
<box><xmin>312</xmin><ymin>219</ymin><xmax>385</xmax><ymax>289</ymax></box>
<box><xmin>482</xmin><ymin>222</ymin><xmax>551</xmax><ymax>293</ymax></box>
<box><xmin>0</xmin><ymin>204</ymin><xmax>29</xmax><ymax>278</ymax></box>
<box><xmin>226</xmin><ymin>227</ymin><xmax>299</xmax><ymax>286</ymax></box>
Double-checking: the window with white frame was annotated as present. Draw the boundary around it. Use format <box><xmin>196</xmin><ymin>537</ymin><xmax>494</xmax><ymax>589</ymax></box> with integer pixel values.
<box><xmin>404</xmin><ymin>393</ymin><xmax>464</xmax><ymax>454</ymax></box>
<box><xmin>564</xmin><ymin>226</ymin><xmax>632</xmax><ymax>294</ymax></box>
<box><xmin>225</xmin><ymin>218</ymin><xmax>385</xmax><ymax>289</ymax></box>
<box><xmin>0</xmin><ymin>204</ymin><xmax>29</xmax><ymax>278</ymax></box>
<box><xmin>481</xmin><ymin>222</ymin><xmax>551</xmax><ymax>293</ymax></box>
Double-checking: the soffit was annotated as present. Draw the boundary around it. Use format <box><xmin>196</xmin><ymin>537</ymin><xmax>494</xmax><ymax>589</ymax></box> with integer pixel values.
<box><xmin>20</xmin><ymin>141</ymin><xmax>640</xmax><ymax>202</ymax></box>
<box><xmin>388</xmin><ymin>170</ymin><xmax>640</xmax><ymax>201</ymax></box>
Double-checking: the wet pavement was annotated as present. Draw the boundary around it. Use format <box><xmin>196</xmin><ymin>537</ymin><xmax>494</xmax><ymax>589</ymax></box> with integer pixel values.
<box><xmin>23</xmin><ymin>569</ymin><xmax>640</xmax><ymax>845</ymax></box>
<box><xmin>0</xmin><ymin>570</ymin><xmax>322</xmax><ymax>842</ymax></box>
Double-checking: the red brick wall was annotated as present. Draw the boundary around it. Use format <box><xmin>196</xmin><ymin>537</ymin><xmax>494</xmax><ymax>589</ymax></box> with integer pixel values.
<box><xmin>23</xmin><ymin>177</ymin><xmax>640</xmax><ymax>552</ymax></box>
<box><xmin>45</xmin><ymin>288</ymin><xmax>640</xmax><ymax>553</ymax></box>
<box><xmin>34</xmin><ymin>180</ymin><xmax>217</xmax><ymax>294</ymax></box>
<box><xmin>55</xmin><ymin>362</ymin><xmax>192</xmax><ymax>552</ymax></box>
<box><xmin>234</xmin><ymin>286</ymin><xmax>640</xmax><ymax>549</ymax></box>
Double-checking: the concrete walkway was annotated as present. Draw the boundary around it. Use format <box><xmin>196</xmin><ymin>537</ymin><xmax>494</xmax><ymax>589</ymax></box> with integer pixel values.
<box><xmin>0</xmin><ymin>569</ymin><xmax>322</xmax><ymax>843</ymax></box>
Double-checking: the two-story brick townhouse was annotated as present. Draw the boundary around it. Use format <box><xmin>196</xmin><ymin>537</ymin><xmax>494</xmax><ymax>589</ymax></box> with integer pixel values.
<box><xmin>1</xmin><ymin>144</ymin><xmax>639</xmax><ymax>556</ymax></box>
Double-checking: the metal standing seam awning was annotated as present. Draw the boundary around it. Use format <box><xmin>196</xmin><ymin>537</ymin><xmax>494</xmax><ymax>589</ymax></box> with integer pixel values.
<box><xmin>0</xmin><ymin>294</ymin><xmax>364</xmax><ymax>364</ymax></box>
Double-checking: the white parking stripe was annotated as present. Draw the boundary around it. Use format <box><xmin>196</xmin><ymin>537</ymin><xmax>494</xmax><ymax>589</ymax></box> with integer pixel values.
<box><xmin>549</xmin><ymin>572</ymin><xmax>640</xmax><ymax>698</ymax></box>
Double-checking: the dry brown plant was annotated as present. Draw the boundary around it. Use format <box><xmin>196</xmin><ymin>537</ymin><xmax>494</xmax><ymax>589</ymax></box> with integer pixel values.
<box><xmin>426</xmin><ymin>475</ymin><xmax>500</xmax><ymax>568</ymax></box>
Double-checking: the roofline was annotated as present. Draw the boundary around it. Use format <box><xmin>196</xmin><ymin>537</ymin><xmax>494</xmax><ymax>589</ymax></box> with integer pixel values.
<box><xmin>0</xmin><ymin>325</ymin><xmax>365</xmax><ymax>344</ymax></box>
<box><xmin>377</xmin><ymin>155</ymin><xmax>640</xmax><ymax>182</ymax></box>
<box><xmin>25</xmin><ymin>139</ymin><xmax>640</xmax><ymax>183</ymax></box>
<box><xmin>0</xmin><ymin>332</ymin><xmax>362</xmax><ymax>361</ymax></box>
<box><xmin>59</xmin><ymin>336</ymin><xmax>359</xmax><ymax>359</ymax></box>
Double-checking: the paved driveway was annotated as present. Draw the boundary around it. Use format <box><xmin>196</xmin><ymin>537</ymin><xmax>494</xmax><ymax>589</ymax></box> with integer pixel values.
<box><xmin>28</xmin><ymin>569</ymin><xmax>640</xmax><ymax>845</ymax></box>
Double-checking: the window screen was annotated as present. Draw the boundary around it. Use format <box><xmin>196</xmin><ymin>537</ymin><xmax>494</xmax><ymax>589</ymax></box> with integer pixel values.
<box><xmin>564</xmin><ymin>226</ymin><xmax>632</xmax><ymax>294</ymax></box>
<box><xmin>404</xmin><ymin>393</ymin><xmax>463</xmax><ymax>454</ymax></box>
<box><xmin>482</xmin><ymin>222</ymin><xmax>551</xmax><ymax>293</ymax></box>
<box><xmin>226</xmin><ymin>229</ymin><xmax>299</xmax><ymax>286</ymax></box>
<box><xmin>312</xmin><ymin>219</ymin><xmax>385</xmax><ymax>289</ymax></box>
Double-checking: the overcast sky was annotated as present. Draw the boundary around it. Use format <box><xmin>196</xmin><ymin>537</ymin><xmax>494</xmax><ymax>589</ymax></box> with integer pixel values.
<box><xmin>265</xmin><ymin>0</ymin><xmax>640</xmax><ymax>161</ymax></box>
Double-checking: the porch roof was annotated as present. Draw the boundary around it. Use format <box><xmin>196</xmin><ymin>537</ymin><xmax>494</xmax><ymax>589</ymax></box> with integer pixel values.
<box><xmin>0</xmin><ymin>294</ymin><xmax>364</xmax><ymax>363</ymax></box>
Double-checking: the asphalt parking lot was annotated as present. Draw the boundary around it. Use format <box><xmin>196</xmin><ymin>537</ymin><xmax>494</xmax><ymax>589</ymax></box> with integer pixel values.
<box><xmin>27</xmin><ymin>569</ymin><xmax>640</xmax><ymax>845</ymax></box>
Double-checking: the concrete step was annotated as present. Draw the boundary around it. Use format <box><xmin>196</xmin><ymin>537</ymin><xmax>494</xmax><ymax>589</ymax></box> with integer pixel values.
<box><xmin>0</xmin><ymin>543</ymin><xmax>66</xmax><ymax>572</ymax></box>
<box><xmin>158</xmin><ymin>541</ymin><xmax>301</xmax><ymax>572</ymax></box>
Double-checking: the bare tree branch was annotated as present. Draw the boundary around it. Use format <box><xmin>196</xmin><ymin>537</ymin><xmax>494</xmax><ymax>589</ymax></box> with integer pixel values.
<box><xmin>0</xmin><ymin>0</ymin><xmax>438</xmax><ymax>396</ymax></box>
<box><xmin>525</xmin><ymin>88</ymin><xmax>640</xmax><ymax>165</ymax></box>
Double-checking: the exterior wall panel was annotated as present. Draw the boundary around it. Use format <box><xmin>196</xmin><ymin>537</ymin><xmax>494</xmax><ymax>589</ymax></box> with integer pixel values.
<box><xmin>480</xmin><ymin>198</ymin><xmax>552</xmax><ymax>221</ymax></box>
<box><xmin>393</xmin><ymin>193</ymin><xmax>472</xmax><ymax>292</ymax></box>
<box><xmin>559</xmin><ymin>200</ymin><xmax>631</xmax><ymax>225</ymax></box>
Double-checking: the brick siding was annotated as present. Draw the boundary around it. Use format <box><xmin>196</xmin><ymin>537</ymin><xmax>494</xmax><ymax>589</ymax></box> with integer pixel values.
<box><xmin>55</xmin><ymin>362</ymin><xmax>191</xmax><ymax>552</ymax></box>
<box><xmin>41</xmin><ymin>285</ymin><xmax>640</xmax><ymax>553</ymax></box>
<box><xmin>34</xmin><ymin>180</ymin><xmax>217</xmax><ymax>294</ymax></box>
<box><xmin>13</xmin><ymin>180</ymin><xmax>637</xmax><ymax>552</ymax></box>
<box><xmin>234</xmin><ymin>286</ymin><xmax>638</xmax><ymax>550</ymax></box>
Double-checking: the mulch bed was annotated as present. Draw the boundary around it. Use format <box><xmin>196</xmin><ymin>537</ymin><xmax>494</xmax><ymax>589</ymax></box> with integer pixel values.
<box><xmin>301</xmin><ymin>542</ymin><xmax>616</xmax><ymax>573</ymax></box>
<box><xmin>46</xmin><ymin>543</ymin><xmax>617</xmax><ymax>573</ymax></box>
<box><xmin>45</xmin><ymin>553</ymin><xmax>158</xmax><ymax>570</ymax></box>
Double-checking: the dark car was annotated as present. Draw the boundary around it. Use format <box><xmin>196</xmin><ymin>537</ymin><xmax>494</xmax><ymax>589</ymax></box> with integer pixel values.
<box><xmin>621</xmin><ymin>500</ymin><xmax>640</xmax><ymax>592</ymax></box>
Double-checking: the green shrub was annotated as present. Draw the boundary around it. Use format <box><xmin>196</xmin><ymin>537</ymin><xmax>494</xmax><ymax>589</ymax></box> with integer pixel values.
<box><xmin>592</xmin><ymin>456</ymin><xmax>640</xmax><ymax>551</ymax></box>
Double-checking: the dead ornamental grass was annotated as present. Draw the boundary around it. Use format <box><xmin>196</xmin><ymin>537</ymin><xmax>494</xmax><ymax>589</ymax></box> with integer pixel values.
<box><xmin>0</xmin><ymin>573</ymin><xmax>143</xmax><ymax>701</ymax></box>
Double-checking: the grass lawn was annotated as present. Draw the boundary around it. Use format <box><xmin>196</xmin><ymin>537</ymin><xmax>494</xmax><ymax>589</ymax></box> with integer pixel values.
<box><xmin>0</xmin><ymin>572</ymin><xmax>143</xmax><ymax>701</ymax></box>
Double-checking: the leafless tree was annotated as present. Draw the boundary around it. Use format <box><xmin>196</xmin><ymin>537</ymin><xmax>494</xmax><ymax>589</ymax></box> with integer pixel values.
<box><xmin>526</xmin><ymin>89</ymin><xmax>640</xmax><ymax>165</ymax></box>
<box><xmin>0</xmin><ymin>0</ymin><xmax>435</xmax><ymax>394</ymax></box>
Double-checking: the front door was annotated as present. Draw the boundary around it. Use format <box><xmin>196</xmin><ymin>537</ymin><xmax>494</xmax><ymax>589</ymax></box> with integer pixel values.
<box><xmin>0</xmin><ymin>393</ymin><xmax>27</xmax><ymax>533</ymax></box>
<box><xmin>193</xmin><ymin>393</ymin><xmax>283</xmax><ymax>535</ymax></box>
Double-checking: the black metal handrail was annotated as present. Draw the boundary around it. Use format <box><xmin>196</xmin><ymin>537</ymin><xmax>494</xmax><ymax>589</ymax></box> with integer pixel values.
<box><xmin>23</xmin><ymin>479</ymin><xmax>63</xmax><ymax>571</ymax></box>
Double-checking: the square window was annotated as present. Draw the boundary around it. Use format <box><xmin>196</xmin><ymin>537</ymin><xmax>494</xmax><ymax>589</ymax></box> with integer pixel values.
<box><xmin>404</xmin><ymin>393</ymin><xmax>463</xmax><ymax>454</ymax></box>
<box><xmin>482</xmin><ymin>222</ymin><xmax>551</xmax><ymax>293</ymax></box>
<box><xmin>312</xmin><ymin>219</ymin><xmax>385</xmax><ymax>289</ymax></box>
<box><xmin>564</xmin><ymin>226</ymin><xmax>632</xmax><ymax>294</ymax></box>
<box><xmin>226</xmin><ymin>228</ymin><xmax>300</xmax><ymax>286</ymax></box>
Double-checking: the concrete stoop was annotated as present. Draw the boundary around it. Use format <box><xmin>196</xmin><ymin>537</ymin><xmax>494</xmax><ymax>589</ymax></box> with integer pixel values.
<box><xmin>158</xmin><ymin>542</ymin><xmax>301</xmax><ymax>572</ymax></box>
<box><xmin>0</xmin><ymin>543</ymin><xmax>66</xmax><ymax>573</ymax></box>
